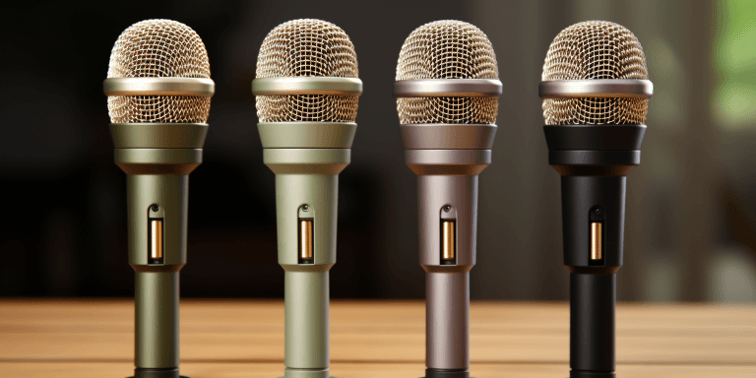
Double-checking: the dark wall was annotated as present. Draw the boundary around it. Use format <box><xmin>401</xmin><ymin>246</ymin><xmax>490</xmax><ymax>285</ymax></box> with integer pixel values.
<box><xmin>1</xmin><ymin>0</ymin><xmax>754</xmax><ymax>301</ymax></box>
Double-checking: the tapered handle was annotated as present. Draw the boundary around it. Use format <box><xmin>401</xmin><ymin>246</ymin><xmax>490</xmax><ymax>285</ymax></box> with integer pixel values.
<box><xmin>560</xmin><ymin>175</ymin><xmax>626</xmax><ymax>272</ymax></box>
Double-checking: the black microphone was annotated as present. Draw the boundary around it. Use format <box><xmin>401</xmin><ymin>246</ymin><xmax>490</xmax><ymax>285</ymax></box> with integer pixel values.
<box><xmin>539</xmin><ymin>21</ymin><xmax>653</xmax><ymax>378</ymax></box>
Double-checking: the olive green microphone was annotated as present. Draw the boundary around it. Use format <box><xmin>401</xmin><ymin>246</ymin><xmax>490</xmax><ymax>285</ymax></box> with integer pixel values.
<box><xmin>251</xmin><ymin>19</ymin><xmax>362</xmax><ymax>378</ymax></box>
<box><xmin>103</xmin><ymin>19</ymin><xmax>214</xmax><ymax>378</ymax></box>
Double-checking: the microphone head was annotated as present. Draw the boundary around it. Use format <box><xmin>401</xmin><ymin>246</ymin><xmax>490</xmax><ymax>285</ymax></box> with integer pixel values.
<box><xmin>255</xmin><ymin>19</ymin><xmax>359</xmax><ymax>122</ymax></box>
<box><xmin>107</xmin><ymin>19</ymin><xmax>211</xmax><ymax>123</ymax></box>
<box><xmin>395</xmin><ymin>20</ymin><xmax>499</xmax><ymax>124</ymax></box>
<box><xmin>541</xmin><ymin>20</ymin><xmax>648</xmax><ymax>125</ymax></box>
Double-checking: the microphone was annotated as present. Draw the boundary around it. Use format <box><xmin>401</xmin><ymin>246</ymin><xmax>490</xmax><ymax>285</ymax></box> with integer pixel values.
<box><xmin>251</xmin><ymin>19</ymin><xmax>361</xmax><ymax>378</ymax></box>
<box><xmin>394</xmin><ymin>20</ymin><xmax>502</xmax><ymax>378</ymax></box>
<box><xmin>539</xmin><ymin>21</ymin><xmax>653</xmax><ymax>378</ymax></box>
<box><xmin>104</xmin><ymin>19</ymin><xmax>214</xmax><ymax>378</ymax></box>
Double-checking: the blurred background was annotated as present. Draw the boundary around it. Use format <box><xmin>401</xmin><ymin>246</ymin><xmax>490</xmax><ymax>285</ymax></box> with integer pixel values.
<box><xmin>0</xmin><ymin>0</ymin><xmax>754</xmax><ymax>302</ymax></box>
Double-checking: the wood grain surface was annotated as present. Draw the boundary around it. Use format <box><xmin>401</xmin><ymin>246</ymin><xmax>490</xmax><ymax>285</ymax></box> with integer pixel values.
<box><xmin>1</xmin><ymin>299</ymin><xmax>754</xmax><ymax>377</ymax></box>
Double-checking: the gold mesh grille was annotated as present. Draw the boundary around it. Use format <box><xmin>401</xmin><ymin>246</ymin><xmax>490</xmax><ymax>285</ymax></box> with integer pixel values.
<box><xmin>255</xmin><ymin>19</ymin><xmax>359</xmax><ymax>122</ymax></box>
<box><xmin>541</xmin><ymin>20</ymin><xmax>648</xmax><ymax>125</ymax></box>
<box><xmin>107</xmin><ymin>19</ymin><xmax>211</xmax><ymax>123</ymax></box>
<box><xmin>395</xmin><ymin>20</ymin><xmax>499</xmax><ymax>124</ymax></box>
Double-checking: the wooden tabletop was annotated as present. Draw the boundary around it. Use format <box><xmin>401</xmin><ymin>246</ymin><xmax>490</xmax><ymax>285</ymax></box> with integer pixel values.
<box><xmin>1</xmin><ymin>299</ymin><xmax>754</xmax><ymax>377</ymax></box>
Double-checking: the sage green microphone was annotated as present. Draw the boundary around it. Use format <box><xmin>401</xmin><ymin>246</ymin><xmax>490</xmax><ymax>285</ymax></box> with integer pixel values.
<box><xmin>104</xmin><ymin>19</ymin><xmax>214</xmax><ymax>378</ymax></box>
<box><xmin>251</xmin><ymin>19</ymin><xmax>362</xmax><ymax>378</ymax></box>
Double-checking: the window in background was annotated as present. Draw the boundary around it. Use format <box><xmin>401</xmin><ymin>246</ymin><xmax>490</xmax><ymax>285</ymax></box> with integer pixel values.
<box><xmin>713</xmin><ymin>0</ymin><xmax>756</xmax><ymax>130</ymax></box>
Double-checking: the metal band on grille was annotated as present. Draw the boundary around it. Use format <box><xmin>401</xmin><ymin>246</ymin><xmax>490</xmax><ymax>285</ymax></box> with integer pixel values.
<box><xmin>541</xmin><ymin>20</ymin><xmax>650</xmax><ymax>125</ymax></box>
<box><xmin>104</xmin><ymin>78</ymin><xmax>215</xmax><ymax>97</ymax></box>
<box><xmin>539</xmin><ymin>80</ymin><xmax>652</xmax><ymax>99</ymax></box>
<box><xmin>394</xmin><ymin>79</ymin><xmax>502</xmax><ymax>98</ymax></box>
<box><xmin>254</xmin><ymin>19</ymin><xmax>360</xmax><ymax>123</ymax></box>
<box><xmin>106</xmin><ymin>19</ymin><xmax>212</xmax><ymax>124</ymax></box>
<box><xmin>252</xmin><ymin>77</ymin><xmax>362</xmax><ymax>96</ymax></box>
<box><xmin>394</xmin><ymin>20</ymin><xmax>500</xmax><ymax>125</ymax></box>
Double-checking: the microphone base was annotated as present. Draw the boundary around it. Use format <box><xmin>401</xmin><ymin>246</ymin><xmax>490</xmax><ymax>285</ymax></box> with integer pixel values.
<box><xmin>423</xmin><ymin>368</ymin><xmax>471</xmax><ymax>378</ymax></box>
<box><xmin>129</xmin><ymin>367</ymin><xmax>187</xmax><ymax>378</ymax></box>
<box><xmin>280</xmin><ymin>367</ymin><xmax>332</xmax><ymax>378</ymax></box>
<box><xmin>570</xmin><ymin>371</ymin><xmax>616</xmax><ymax>378</ymax></box>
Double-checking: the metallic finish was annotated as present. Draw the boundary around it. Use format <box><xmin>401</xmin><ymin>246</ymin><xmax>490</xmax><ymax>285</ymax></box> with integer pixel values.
<box><xmin>285</xmin><ymin>271</ymin><xmax>329</xmax><ymax>369</ymax></box>
<box><xmin>400</xmin><ymin>124</ymin><xmax>496</xmax><ymax>150</ymax></box>
<box><xmin>256</xmin><ymin>19</ymin><xmax>358</xmax><ymax>79</ymax></box>
<box><xmin>111</xmin><ymin>123</ymin><xmax>208</xmax><ymax>149</ymax></box>
<box><xmin>395</xmin><ymin>20</ymin><xmax>498</xmax><ymax>81</ymax></box>
<box><xmin>252</xmin><ymin>77</ymin><xmax>363</xmax><ymax>95</ymax></box>
<box><xmin>417</xmin><ymin>176</ymin><xmax>478</xmax><ymax>268</ymax></box>
<box><xmin>106</xmin><ymin>20</ymin><xmax>212</xmax><ymax>124</ymax></box>
<box><xmin>539</xmin><ymin>79</ymin><xmax>653</xmax><ymax>99</ymax></box>
<box><xmin>401</xmin><ymin>114</ymin><xmax>493</xmax><ymax>377</ymax></box>
<box><xmin>150</xmin><ymin>220</ymin><xmax>164</xmax><ymax>261</ymax></box>
<box><xmin>549</xmin><ymin>150</ymin><xmax>641</xmax><ymax>167</ymax></box>
<box><xmin>542</xmin><ymin>21</ymin><xmax>647</xmax><ymax>82</ymax></box>
<box><xmin>394</xmin><ymin>79</ymin><xmax>502</xmax><ymax>98</ymax></box>
<box><xmin>259</xmin><ymin>121</ymin><xmax>354</xmax><ymax>378</ymax></box>
<box><xmin>135</xmin><ymin>271</ymin><xmax>179</xmax><ymax>368</ymax></box>
<box><xmin>442</xmin><ymin>221</ymin><xmax>455</xmax><ymax>261</ymax></box>
<box><xmin>104</xmin><ymin>77</ymin><xmax>215</xmax><ymax>97</ymax></box>
<box><xmin>283</xmin><ymin>368</ymin><xmax>330</xmax><ymax>378</ymax></box>
<box><xmin>264</xmin><ymin>149</ymin><xmax>350</xmax><ymax>175</ymax></box>
<box><xmin>255</xmin><ymin>19</ymin><xmax>359</xmax><ymax>124</ymax></box>
<box><xmin>258</xmin><ymin>122</ymin><xmax>357</xmax><ymax>149</ymax></box>
<box><xmin>300</xmin><ymin>220</ymin><xmax>314</xmax><ymax>260</ymax></box>
<box><xmin>132</xmin><ymin>367</ymin><xmax>180</xmax><ymax>378</ymax></box>
<box><xmin>395</xmin><ymin>21</ymin><xmax>499</xmax><ymax>125</ymax></box>
<box><xmin>591</xmin><ymin>222</ymin><xmax>603</xmax><ymax>261</ymax></box>
<box><xmin>111</xmin><ymin>124</ymin><xmax>206</xmax><ymax>375</ymax></box>
<box><xmin>126</xmin><ymin>175</ymin><xmax>189</xmax><ymax>267</ymax></box>
<box><xmin>115</xmin><ymin>149</ymin><xmax>202</xmax><ymax>175</ymax></box>
<box><xmin>405</xmin><ymin>150</ymin><xmax>491</xmax><ymax>176</ymax></box>
<box><xmin>273</xmin><ymin>174</ymin><xmax>340</xmax><ymax>266</ymax></box>
<box><xmin>261</xmin><ymin>145</ymin><xmax>352</xmax><ymax>378</ymax></box>
<box><xmin>426</xmin><ymin>271</ymin><xmax>469</xmax><ymax>369</ymax></box>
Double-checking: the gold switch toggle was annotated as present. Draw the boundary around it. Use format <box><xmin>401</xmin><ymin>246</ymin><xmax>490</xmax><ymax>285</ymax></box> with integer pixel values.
<box><xmin>590</xmin><ymin>222</ymin><xmax>603</xmax><ymax>261</ymax></box>
<box><xmin>150</xmin><ymin>219</ymin><xmax>163</xmax><ymax>261</ymax></box>
<box><xmin>442</xmin><ymin>220</ymin><xmax>455</xmax><ymax>261</ymax></box>
<box><xmin>300</xmin><ymin>220</ymin><xmax>313</xmax><ymax>260</ymax></box>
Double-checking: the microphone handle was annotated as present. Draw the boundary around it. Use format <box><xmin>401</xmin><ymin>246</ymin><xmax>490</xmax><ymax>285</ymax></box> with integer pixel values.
<box><xmin>127</xmin><ymin>174</ymin><xmax>190</xmax><ymax>378</ymax></box>
<box><xmin>285</xmin><ymin>270</ymin><xmax>329</xmax><ymax>375</ymax></box>
<box><xmin>426</xmin><ymin>270</ymin><xmax>470</xmax><ymax>378</ymax></box>
<box><xmin>418</xmin><ymin>175</ymin><xmax>478</xmax><ymax>378</ymax></box>
<box><xmin>561</xmin><ymin>175</ymin><xmax>625</xmax><ymax>378</ymax></box>
<box><xmin>544</xmin><ymin>124</ymin><xmax>644</xmax><ymax>378</ymax></box>
<box><xmin>272</xmin><ymin>171</ymin><xmax>342</xmax><ymax>378</ymax></box>
<box><xmin>570</xmin><ymin>272</ymin><xmax>615</xmax><ymax>377</ymax></box>
<box><xmin>135</xmin><ymin>271</ymin><xmax>179</xmax><ymax>369</ymax></box>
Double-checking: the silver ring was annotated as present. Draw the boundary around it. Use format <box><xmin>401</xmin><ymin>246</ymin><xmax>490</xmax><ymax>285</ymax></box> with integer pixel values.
<box><xmin>394</xmin><ymin>79</ymin><xmax>503</xmax><ymax>98</ymax></box>
<box><xmin>252</xmin><ymin>77</ymin><xmax>363</xmax><ymax>95</ymax></box>
<box><xmin>103</xmin><ymin>78</ymin><xmax>215</xmax><ymax>97</ymax></box>
<box><xmin>539</xmin><ymin>79</ymin><xmax>653</xmax><ymax>99</ymax></box>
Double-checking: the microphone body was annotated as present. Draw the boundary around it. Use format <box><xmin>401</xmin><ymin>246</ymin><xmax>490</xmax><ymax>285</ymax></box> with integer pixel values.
<box><xmin>111</xmin><ymin>111</ymin><xmax>208</xmax><ymax>378</ymax></box>
<box><xmin>252</xmin><ymin>19</ymin><xmax>361</xmax><ymax>378</ymax></box>
<box><xmin>404</xmin><ymin>130</ymin><xmax>493</xmax><ymax>378</ymax></box>
<box><xmin>260</xmin><ymin>123</ymin><xmax>354</xmax><ymax>378</ymax></box>
<box><xmin>105</xmin><ymin>20</ymin><xmax>213</xmax><ymax>378</ymax></box>
<box><xmin>544</xmin><ymin>123</ymin><xmax>646</xmax><ymax>377</ymax></box>
<box><xmin>395</xmin><ymin>20</ymin><xmax>502</xmax><ymax>378</ymax></box>
<box><xmin>539</xmin><ymin>21</ymin><xmax>653</xmax><ymax>378</ymax></box>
